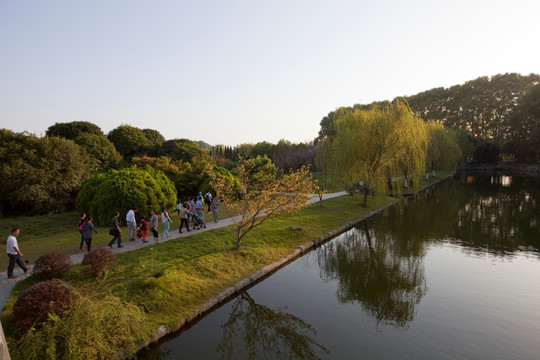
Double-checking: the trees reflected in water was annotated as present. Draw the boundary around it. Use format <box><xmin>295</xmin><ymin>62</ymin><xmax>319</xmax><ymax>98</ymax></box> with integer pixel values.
<box><xmin>218</xmin><ymin>292</ymin><xmax>329</xmax><ymax>360</ymax></box>
<box><xmin>318</xmin><ymin>224</ymin><xmax>427</xmax><ymax>328</ymax></box>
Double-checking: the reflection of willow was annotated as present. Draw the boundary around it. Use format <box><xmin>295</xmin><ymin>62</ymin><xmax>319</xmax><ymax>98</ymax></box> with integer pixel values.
<box><xmin>218</xmin><ymin>292</ymin><xmax>329</xmax><ymax>360</ymax></box>
<box><xmin>318</xmin><ymin>224</ymin><xmax>426</xmax><ymax>328</ymax></box>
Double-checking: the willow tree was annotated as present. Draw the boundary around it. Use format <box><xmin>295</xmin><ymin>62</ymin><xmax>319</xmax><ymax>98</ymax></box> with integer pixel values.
<box><xmin>320</xmin><ymin>100</ymin><xmax>428</xmax><ymax>206</ymax></box>
<box><xmin>425</xmin><ymin>121</ymin><xmax>462</xmax><ymax>174</ymax></box>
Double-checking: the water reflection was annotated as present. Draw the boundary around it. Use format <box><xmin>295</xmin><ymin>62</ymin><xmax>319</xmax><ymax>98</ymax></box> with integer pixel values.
<box><xmin>318</xmin><ymin>224</ymin><xmax>427</xmax><ymax>328</ymax></box>
<box><xmin>218</xmin><ymin>291</ymin><xmax>329</xmax><ymax>360</ymax></box>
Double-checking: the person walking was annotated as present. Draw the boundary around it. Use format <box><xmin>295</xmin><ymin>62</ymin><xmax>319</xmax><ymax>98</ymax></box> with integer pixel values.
<box><xmin>83</xmin><ymin>217</ymin><xmax>99</xmax><ymax>252</ymax></box>
<box><xmin>174</xmin><ymin>200</ymin><xmax>182</xmax><ymax>216</ymax></box>
<box><xmin>204</xmin><ymin>191</ymin><xmax>212</xmax><ymax>213</ymax></box>
<box><xmin>149</xmin><ymin>209</ymin><xmax>159</xmax><ymax>244</ymax></box>
<box><xmin>195</xmin><ymin>196</ymin><xmax>206</xmax><ymax>229</ymax></box>
<box><xmin>160</xmin><ymin>207</ymin><xmax>173</xmax><ymax>238</ymax></box>
<box><xmin>126</xmin><ymin>208</ymin><xmax>138</xmax><ymax>241</ymax></box>
<box><xmin>78</xmin><ymin>212</ymin><xmax>86</xmax><ymax>251</ymax></box>
<box><xmin>179</xmin><ymin>203</ymin><xmax>191</xmax><ymax>233</ymax></box>
<box><xmin>211</xmin><ymin>196</ymin><xmax>220</xmax><ymax>223</ymax></box>
<box><xmin>6</xmin><ymin>227</ymin><xmax>28</xmax><ymax>279</ymax></box>
<box><xmin>108</xmin><ymin>212</ymin><xmax>123</xmax><ymax>248</ymax></box>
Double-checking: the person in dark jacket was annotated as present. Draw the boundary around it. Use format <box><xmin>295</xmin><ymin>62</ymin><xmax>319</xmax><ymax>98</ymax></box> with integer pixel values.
<box><xmin>83</xmin><ymin>217</ymin><xmax>99</xmax><ymax>252</ymax></box>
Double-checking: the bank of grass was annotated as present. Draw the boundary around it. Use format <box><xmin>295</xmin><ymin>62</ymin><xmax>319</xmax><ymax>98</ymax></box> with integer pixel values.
<box><xmin>2</xmin><ymin>192</ymin><xmax>396</xmax><ymax>359</ymax></box>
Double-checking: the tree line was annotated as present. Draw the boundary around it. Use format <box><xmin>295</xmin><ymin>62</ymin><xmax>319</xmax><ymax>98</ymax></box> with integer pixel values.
<box><xmin>316</xmin><ymin>73</ymin><xmax>540</xmax><ymax>162</ymax></box>
<box><xmin>0</xmin><ymin>122</ymin><xmax>315</xmax><ymax>218</ymax></box>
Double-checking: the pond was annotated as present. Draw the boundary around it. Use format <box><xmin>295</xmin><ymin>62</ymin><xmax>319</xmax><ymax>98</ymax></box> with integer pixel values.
<box><xmin>140</xmin><ymin>174</ymin><xmax>540</xmax><ymax>360</ymax></box>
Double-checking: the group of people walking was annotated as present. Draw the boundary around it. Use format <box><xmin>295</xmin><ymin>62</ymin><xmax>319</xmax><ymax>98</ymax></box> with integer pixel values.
<box><xmin>78</xmin><ymin>191</ymin><xmax>220</xmax><ymax>251</ymax></box>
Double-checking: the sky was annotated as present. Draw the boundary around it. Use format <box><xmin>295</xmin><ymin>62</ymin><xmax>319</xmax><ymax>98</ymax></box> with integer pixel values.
<box><xmin>1</xmin><ymin>0</ymin><xmax>539</xmax><ymax>146</ymax></box>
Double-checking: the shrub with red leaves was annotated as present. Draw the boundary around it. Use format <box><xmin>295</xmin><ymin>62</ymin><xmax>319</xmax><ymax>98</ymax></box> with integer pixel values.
<box><xmin>82</xmin><ymin>247</ymin><xmax>117</xmax><ymax>276</ymax></box>
<box><xmin>13</xmin><ymin>279</ymin><xmax>76</xmax><ymax>334</ymax></box>
<box><xmin>32</xmin><ymin>252</ymin><xmax>72</xmax><ymax>279</ymax></box>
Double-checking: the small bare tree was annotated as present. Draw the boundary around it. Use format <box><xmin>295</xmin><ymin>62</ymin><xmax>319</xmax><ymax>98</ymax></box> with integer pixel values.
<box><xmin>211</xmin><ymin>162</ymin><xmax>316</xmax><ymax>249</ymax></box>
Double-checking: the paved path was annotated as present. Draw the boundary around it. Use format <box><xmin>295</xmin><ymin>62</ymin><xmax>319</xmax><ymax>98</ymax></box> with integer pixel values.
<box><xmin>0</xmin><ymin>192</ymin><xmax>347</xmax><ymax>309</ymax></box>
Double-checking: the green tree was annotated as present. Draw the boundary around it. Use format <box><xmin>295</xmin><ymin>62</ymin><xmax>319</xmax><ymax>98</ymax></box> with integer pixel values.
<box><xmin>131</xmin><ymin>155</ymin><xmax>213</xmax><ymax>198</ymax></box>
<box><xmin>425</xmin><ymin>122</ymin><xmax>462</xmax><ymax>173</ymax></box>
<box><xmin>506</xmin><ymin>83</ymin><xmax>540</xmax><ymax>161</ymax></box>
<box><xmin>45</xmin><ymin>121</ymin><xmax>103</xmax><ymax>140</ymax></box>
<box><xmin>74</xmin><ymin>133</ymin><xmax>122</xmax><ymax>171</ymax></box>
<box><xmin>159</xmin><ymin>139</ymin><xmax>210</xmax><ymax>163</ymax></box>
<box><xmin>0</xmin><ymin>130</ymin><xmax>95</xmax><ymax>214</ymax></box>
<box><xmin>76</xmin><ymin>165</ymin><xmax>176</xmax><ymax>226</ymax></box>
<box><xmin>142</xmin><ymin>128</ymin><xmax>165</xmax><ymax>156</ymax></box>
<box><xmin>242</xmin><ymin>155</ymin><xmax>279</xmax><ymax>188</ymax></box>
<box><xmin>107</xmin><ymin>125</ymin><xmax>152</xmax><ymax>158</ymax></box>
<box><xmin>320</xmin><ymin>101</ymin><xmax>428</xmax><ymax>206</ymax></box>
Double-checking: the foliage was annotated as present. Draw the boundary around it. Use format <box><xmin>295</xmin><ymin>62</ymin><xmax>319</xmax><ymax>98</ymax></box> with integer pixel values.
<box><xmin>320</xmin><ymin>100</ymin><xmax>428</xmax><ymax>206</ymax></box>
<box><xmin>32</xmin><ymin>252</ymin><xmax>72</xmax><ymax>279</ymax></box>
<box><xmin>425</xmin><ymin>122</ymin><xmax>462</xmax><ymax>171</ymax></box>
<box><xmin>0</xmin><ymin>130</ymin><xmax>96</xmax><ymax>215</ymax></box>
<box><xmin>199</xmin><ymin>166</ymin><xmax>240</xmax><ymax>195</ymax></box>
<box><xmin>13</xmin><ymin>280</ymin><xmax>76</xmax><ymax>334</ymax></box>
<box><xmin>318</xmin><ymin>73</ymin><xmax>540</xmax><ymax>162</ymax></box>
<box><xmin>132</xmin><ymin>155</ymin><xmax>213</xmax><ymax>197</ymax></box>
<box><xmin>82</xmin><ymin>247</ymin><xmax>117</xmax><ymax>276</ymax></box>
<box><xmin>107</xmin><ymin>124</ymin><xmax>153</xmax><ymax>158</ymax></box>
<box><xmin>211</xmin><ymin>161</ymin><xmax>316</xmax><ymax>249</ymax></box>
<box><xmin>473</xmin><ymin>142</ymin><xmax>500</xmax><ymax>163</ymax></box>
<box><xmin>14</xmin><ymin>295</ymin><xmax>149</xmax><ymax>360</ymax></box>
<box><xmin>45</xmin><ymin>121</ymin><xmax>103</xmax><ymax>140</ymax></box>
<box><xmin>505</xmin><ymin>83</ymin><xmax>540</xmax><ymax>161</ymax></box>
<box><xmin>74</xmin><ymin>133</ymin><xmax>122</xmax><ymax>171</ymax></box>
<box><xmin>242</xmin><ymin>155</ymin><xmax>280</xmax><ymax>188</ymax></box>
<box><xmin>76</xmin><ymin>165</ymin><xmax>176</xmax><ymax>226</ymax></box>
<box><xmin>159</xmin><ymin>138</ymin><xmax>210</xmax><ymax>163</ymax></box>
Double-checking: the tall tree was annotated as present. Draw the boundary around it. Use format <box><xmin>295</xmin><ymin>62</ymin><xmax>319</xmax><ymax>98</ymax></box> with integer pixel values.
<box><xmin>0</xmin><ymin>130</ymin><xmax>95</xmax><ymax>214</ymax></box>
<box><xmin>46</xmin><ymin>121</ymin><xmax>103</xmax><ymax>140</ymax></box>
<box><xmin>107</xmin><ymin>125</ymin><xmax>152</xmax><ymax>158</ymax></box>
<box><xmin>320</xmin><ymin>101</ymin><xmax>428</xmax><ymax>206</ymax></box>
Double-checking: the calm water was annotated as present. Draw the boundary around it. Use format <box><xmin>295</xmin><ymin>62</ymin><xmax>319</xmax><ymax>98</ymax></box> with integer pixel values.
<box><xmin>140</xmin><ymin>174</ymin><xmax>540</xmax><ymax>360</ymax></box>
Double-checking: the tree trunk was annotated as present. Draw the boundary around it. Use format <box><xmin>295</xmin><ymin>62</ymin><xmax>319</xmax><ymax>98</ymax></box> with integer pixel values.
<box><xmin>236</xmin><ymin>228</ymin><xmax>242</xmax><ymax>249</ymax></box>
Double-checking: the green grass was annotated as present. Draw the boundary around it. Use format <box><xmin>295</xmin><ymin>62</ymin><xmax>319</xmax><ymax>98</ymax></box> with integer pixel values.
<box><xmin>1</xmin><ymin>192</ymin><xmax>396</xmax><ymax>359</ymax></box>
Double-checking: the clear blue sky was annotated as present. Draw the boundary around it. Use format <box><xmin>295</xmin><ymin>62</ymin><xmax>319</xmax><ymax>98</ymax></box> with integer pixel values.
<box><xmin>1</xmin><ymin>0</ymin><xmax>539</xmax><ymax>146</ymax></box>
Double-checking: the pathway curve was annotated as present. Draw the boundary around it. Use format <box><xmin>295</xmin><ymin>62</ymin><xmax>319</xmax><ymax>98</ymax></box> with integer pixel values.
<box><xmin>0</xmin><ymin>191</ymin><xmax>347</xmax><ymax>308</ymax></box>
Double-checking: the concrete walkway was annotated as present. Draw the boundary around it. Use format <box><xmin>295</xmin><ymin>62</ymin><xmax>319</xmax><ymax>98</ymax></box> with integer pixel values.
<box><xmin>0</xmin><ymin>191</ymin><xmax>347</xmax><ymax>309</ymax></box>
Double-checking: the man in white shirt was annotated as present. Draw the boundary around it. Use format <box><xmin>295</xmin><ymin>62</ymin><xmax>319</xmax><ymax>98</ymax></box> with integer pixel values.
<box><xmin>6</xmin><ymin>227</ymin><xmax>28</xmax><ymax>279</ymax></box>
<box><xmin>126</xmin><ymin>208</ymin><xmax>138</xmax><ymax>242</ymax></box>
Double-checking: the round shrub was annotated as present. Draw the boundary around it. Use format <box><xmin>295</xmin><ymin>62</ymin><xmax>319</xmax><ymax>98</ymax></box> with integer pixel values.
<box><xmin>32</xmin><ymin>252</ymin><xmax>72</xmax><ymax>279</ymax></box>
<box><xmin>82</xmin><ymin>248</ymin><xmax>117</xmax><ymax>276</ymax></box>
<box><xmin>13</xmin><ymin>279</ymin><xmax>76</xmax><ymax>334</ymax></box>
<box><xmin>75</xmin><ymin>165</ymin><xmax>176</xmax><ymax>226</ymax></box>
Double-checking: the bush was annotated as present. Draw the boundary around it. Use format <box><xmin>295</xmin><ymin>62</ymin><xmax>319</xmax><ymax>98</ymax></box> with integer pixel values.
<box><xmin>32</xmin><ymin>252</ymin><xmax>72</xmax><ymax>279</ymax></box>
<box><xmin>75</xmin><ymin>165</ymin><xmax>177</xmax><ymax>226</ymax></box>
<box><xmin>13</xmin><ymin>280</ymin><xmax>76</xmax><ymax>334</ymax></box>
<box><xmin>82</xmin><ymin>248</ymin><xmax>117</xmax><ymax>276</ymax></box>
<box><xmin>14</xmin><ymin>295</ymin><xmax>150</xmax><ymax>360</ymax></box>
